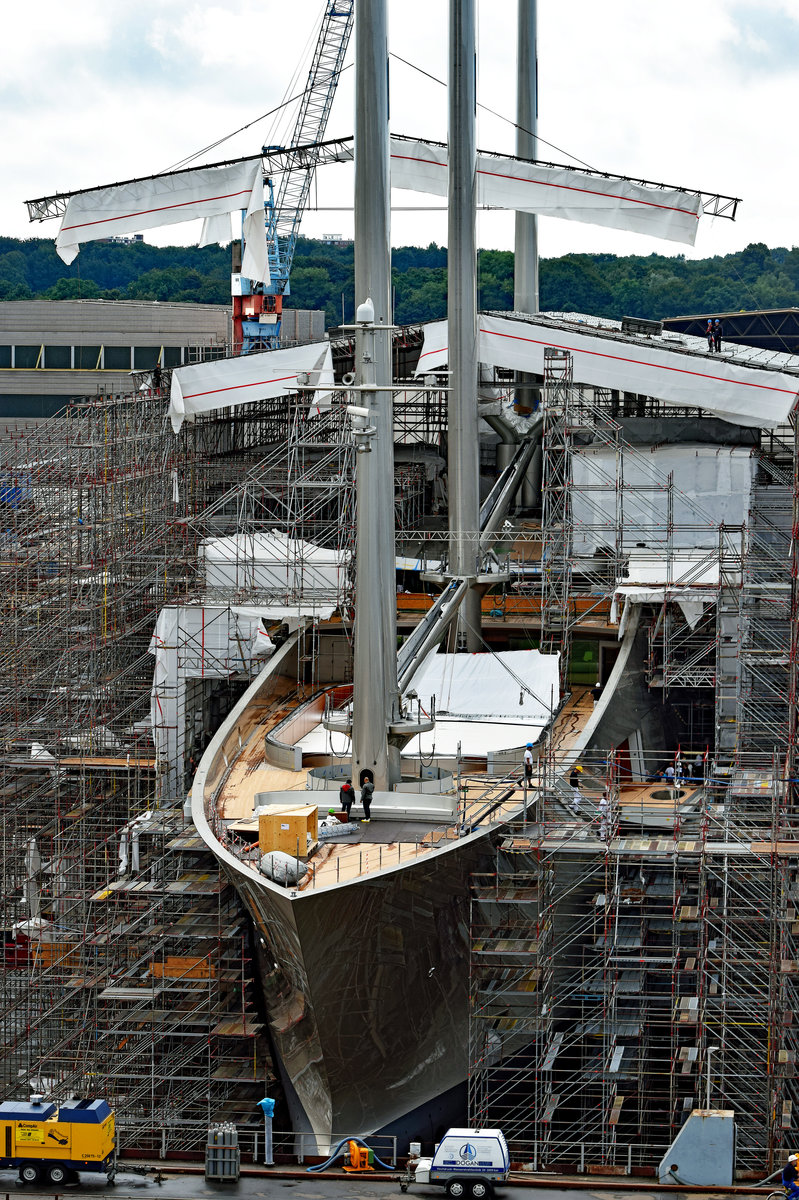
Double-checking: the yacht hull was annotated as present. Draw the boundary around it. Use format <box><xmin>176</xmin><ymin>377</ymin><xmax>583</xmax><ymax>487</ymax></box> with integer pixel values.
<box><xmin>228</xmin><ymin>835</ymin><xmax>486</xmax><ymax>1141</ymax></box>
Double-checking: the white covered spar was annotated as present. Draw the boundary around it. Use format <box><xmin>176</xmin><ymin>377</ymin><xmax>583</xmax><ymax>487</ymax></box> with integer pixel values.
<box><xmin>390</xmin><ymin>137</ymin><xmax>702</xmax><ymax>245</ymax></box>
<box><xmin>55</xmin><ymin>159</ymin><xmax>270</xmax><ymax>284</ymax></box>
<box><xmin>168</xmin><ymin>341</ymin><xmax>335</xmax><ymax>432</ymax></box>
<box><xmin>416</xmin><ymin>313</ymin><xmax>799</xmax><ymax>429</ymax></box>
<box><xmin>331</xmin><ymin>137</ymin><xmax>704</xmax><ymax>245</ymax></box>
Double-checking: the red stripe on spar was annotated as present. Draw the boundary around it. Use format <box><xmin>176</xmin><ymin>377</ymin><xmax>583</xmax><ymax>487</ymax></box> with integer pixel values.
<box><xmin>182</xmin><ymin>373</ymin><xmax>302</xmax><ymax>401</ymax></box>
<box><xmin>61</xmin><ymin>187</ymin><xmax>254</xmax><ymax>233</ymax></box>
<box><xmin>390</xmin><ymin>152</ymin><xmax>699</xmax><ymax>218</ymax></box>
<box><xmin>476</xmin><ymin>166</ymin><xmax>699</xmax><ymax>218</ymax></box>
<box><xmin>479</xmin><ymin>327</ymin><xmax>798</xmax><ymax>397</ymax></box>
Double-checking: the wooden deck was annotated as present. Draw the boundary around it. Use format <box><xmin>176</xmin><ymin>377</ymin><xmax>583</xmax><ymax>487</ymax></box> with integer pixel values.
<box><xmin>214</xmin><ymin>685</ymin><xmax>599</xmax><ymax>893</ymax></box>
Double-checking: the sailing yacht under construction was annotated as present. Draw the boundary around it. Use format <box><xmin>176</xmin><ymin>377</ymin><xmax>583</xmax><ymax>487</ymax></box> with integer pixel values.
<box><xmin>3</xmin><ymin>0</ymin><xmax>799</xmax><ymax>1179</ymax></box>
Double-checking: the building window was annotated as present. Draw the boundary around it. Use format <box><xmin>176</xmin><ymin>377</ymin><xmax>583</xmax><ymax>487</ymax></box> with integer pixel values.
<box><xmin>14</xmin><ymin>346</ymin><xmax>42</xmax><ymax>369</ymax></box>
<box><xmin>133</xmin><ymin>346</ymin><xmax>163</xmax><ymax>370</ymax></box>
<box><xmin>0</xmin><ymin>347</ymin><xmax>11</xmax><ymax>368</ymax></box>
<box><xmin>103</xmin><ymin>346</ymin><xmax>132</xmax><ymax>370</ymax></box>
<box><xmin>75</xmin><ymin>346</ymin><xmax>102</xmax><ymax>369</ymax></box>
<box><xmin>163</xmin><ymin>346</ymin><xmax>183</xmax><ymax>368</ymax></box>
<box><xmin>43</xmin><ymin>346</ymin><xmax>71</xmax><ymax>370</ymax></box>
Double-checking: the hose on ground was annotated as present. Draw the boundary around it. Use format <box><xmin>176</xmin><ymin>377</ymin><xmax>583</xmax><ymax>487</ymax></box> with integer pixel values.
<box><xmin>305</xmin><ymin>1135</ymin><xmax>394</xmax><ymax>1172</ymax></box>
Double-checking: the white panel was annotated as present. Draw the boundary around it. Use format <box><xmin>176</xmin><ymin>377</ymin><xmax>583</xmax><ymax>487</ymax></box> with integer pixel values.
<box><xmin>409</xmin><ymin>647</ymin><xmax>560</xmax><ymax>724</ymax></box>
<box><xmin>571</xmin><ymin>445</ymin><xmax>755</xmax><ymax>554</ymax></box>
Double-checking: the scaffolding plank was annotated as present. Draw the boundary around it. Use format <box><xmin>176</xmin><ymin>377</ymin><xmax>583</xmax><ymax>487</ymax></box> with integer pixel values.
<box><xmin>541</xmin><ymin>1033</ymin><xmax>564</xmax><ymax>1072</ymax></box>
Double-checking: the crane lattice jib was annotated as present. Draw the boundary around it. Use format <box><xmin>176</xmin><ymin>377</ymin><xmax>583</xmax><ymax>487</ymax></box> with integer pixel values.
<box><xmin>268</xmin><ymin>1</ymin><xmax>354</xmax><ymax>288</ymax></box>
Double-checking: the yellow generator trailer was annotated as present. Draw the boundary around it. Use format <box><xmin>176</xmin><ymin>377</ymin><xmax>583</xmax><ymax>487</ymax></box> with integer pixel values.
<box><xmin>0</xmin><ymin>1098</ymin><xmax>116</xmax><ymax>1186</ymax></box>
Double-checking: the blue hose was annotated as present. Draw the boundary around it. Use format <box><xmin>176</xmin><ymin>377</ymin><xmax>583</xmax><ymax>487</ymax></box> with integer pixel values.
<box><xmin>305</xmin><ymin>1135</ymin><xmax>394</xmax><ymax>1172</ymax></box>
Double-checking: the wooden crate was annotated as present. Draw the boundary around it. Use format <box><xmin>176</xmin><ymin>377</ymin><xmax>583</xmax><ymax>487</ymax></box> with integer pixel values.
<box><xmin>258</xmin><ymin>805</ymin><xmax>318</xmax><ymax>856</ymax></box>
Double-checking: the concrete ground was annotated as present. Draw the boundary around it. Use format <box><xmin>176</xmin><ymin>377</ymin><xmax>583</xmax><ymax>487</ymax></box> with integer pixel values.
<box><xmin>0</xmin><ymin>1163</ymin><xmax>775</xmax><ymax>1200</ymax></box>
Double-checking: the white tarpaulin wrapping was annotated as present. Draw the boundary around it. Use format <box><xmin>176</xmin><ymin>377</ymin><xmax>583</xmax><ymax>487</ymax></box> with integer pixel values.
<box><xmin>168</xmin><ymin>341</ymin><xmax>334</xmax><ymax>432</ymax></box>
<box><xmin>402</xmin><ymin>647</ymin><xmax>561</xmax><ymax>756</ymax></box>
<box><xmin>416</xmin><ymin>315</ymin><xmax>799</xmax><ymax>428</ymax></box>
<box><xmin>389</xmin><ymin>138</ymin><xmax>701</xmax><ymax>245</ymax></box>
<box><xmin>611</xmin><ymin>586</ymin><xmax>714</xmax><ymax>631</ymax></box>
<box><xmin>56</xmin><ymin>159</ymin><xmax>269</xmax><ymax>284</ymax></box>
<box><xmin>568</xmin><ymin>444</ymin><xmax>748</xmax><ymax>554</ymax></box>
<box><xmin>411</xmin><ymin>648</ymin><xmax>560</xmax><ymax>723</ymax></box>
<box><xmin>201</xmin><ymin>531</ymin><xmax>346</xmax><ymax>596</ymax></box>
<box><xmin>571</xmin><ymin>445</ymin><xmax>755</xmax><ymax>555</ymax></box>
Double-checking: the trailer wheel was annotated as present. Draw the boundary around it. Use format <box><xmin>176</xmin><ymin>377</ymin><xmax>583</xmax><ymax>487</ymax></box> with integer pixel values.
<box><xmin>47</xmin><ymin>1164</ymin><xmax>69</xmax><ymax>1185</ymax></box>
<box><xmin>470</xmin><ymin>1184</ymin><xmax>493</xmax><ymax>1199</ymax></box>
<box><xmin>20</xmin><ymin>1164</ymin><xmax>42</xmax><ymax>1185</ymax></box>
<box><xmin>446</xmin><ymin>1182</ymin><xmax>466</xmax><ymax>1198</ymax></box>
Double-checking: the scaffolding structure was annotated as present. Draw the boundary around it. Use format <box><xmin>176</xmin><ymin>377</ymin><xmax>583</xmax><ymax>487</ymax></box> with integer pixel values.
<box><xmin>468</xmin><ymin>749</ymin><xmax>799</xmax><ymax>1174</ymax></box>
<box><xmin>0</xmin><ymin>395</ymin><xmax>280</xmax><ymax>1144</ymax></box>
<box><xmin>469</xmin><ymin>357</ymin><xmax>799</xmax><ymax>1175</ymax></box>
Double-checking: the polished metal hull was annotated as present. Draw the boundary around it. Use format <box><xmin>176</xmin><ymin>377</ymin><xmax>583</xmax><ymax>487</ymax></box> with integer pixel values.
<box><xmin>221</xmin><ymin>830</ymin><xmax>486</xmax><ymax>1140</ymax></box>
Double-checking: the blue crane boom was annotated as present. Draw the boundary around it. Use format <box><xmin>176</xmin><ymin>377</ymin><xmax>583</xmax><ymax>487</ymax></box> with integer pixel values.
<box><xmin>235</xmin><ymin>1</ymin><xmax>354</xmax><ymax>353</ymax></box>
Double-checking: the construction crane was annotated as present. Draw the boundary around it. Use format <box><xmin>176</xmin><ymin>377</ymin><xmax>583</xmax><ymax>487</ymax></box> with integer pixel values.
<box><xmin>234</xmin><ymin>1</ymin><xmax>354</xmax><ymax>354</ymax></box>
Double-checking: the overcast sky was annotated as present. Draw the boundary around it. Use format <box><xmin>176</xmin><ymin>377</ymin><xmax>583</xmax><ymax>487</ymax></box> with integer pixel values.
<box><xmin>4</xmin><ymin>0</ymin><xmax>798</xmax><ymax>263</ymax></box>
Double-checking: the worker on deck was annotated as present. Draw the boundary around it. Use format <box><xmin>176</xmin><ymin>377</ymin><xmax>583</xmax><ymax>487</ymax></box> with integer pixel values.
<box><xmin>591</xmin><ymin>680</ymin><xmax>603</xmax><ymax>706</ymax></box>
<box><xmin>713</xmin><ymin>318</ymin><xmax>723</xmax><ymax>353</ymax></box>
<box><xmin>705</xmin><ymin>318</ymin><xmax>715</xmax><ymax>352</ymax></box>
<box><xmin>523</xmin><ymin>743</ymin><xmax>534</xmax><ymax>785</ymax></box>
<box><xmin>360</xmin><ymin>777</ymin><xmax>374</xmax><ymax>823</ymax></box>
<box><xmin>782</xmin><ymin>1153</ymin><xmax>799</xmax><ymax>1200</ymax></box>
<box><xmin>339</xmin><ymin>778</ymin><xmax>355</xmax><ymax>820</ymax></box>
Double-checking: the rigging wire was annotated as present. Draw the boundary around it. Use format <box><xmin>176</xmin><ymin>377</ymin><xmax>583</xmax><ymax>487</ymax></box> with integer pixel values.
<box><xmin>389</xmin><ymin>51</ymin><xmax>598</xmax><ymax>173</ymax></box>
<box><xmin>159</xmin><ymin>64</ymin><xmax>353</xmax><ymax>175</ymax></box>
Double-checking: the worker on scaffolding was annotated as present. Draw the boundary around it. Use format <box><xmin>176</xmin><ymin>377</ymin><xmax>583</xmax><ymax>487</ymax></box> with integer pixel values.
<box><xmin>523</xmin><ymin>744</ymin><xmax>534</xmax><ymax>785</ymax></box>
<box><xmin>569</xmin><ymin>766</ymin><xmax>582</xmax><ymax>815</ymax></box>
<box><xmin>598</xmin><ymin>793</ymin><xmax>609</xmax><ymax>841</ymax></box>
<box><xmin>781</xmin><ymin>1153</ymin><xmax>799</xmax><ymax>1199</ymax></box>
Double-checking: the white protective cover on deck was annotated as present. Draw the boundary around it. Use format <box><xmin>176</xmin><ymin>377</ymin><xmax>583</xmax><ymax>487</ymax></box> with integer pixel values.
<box><xmin>416</xmin><ymin>315</ymin><xmax>798</xmax><ymax>428</ymax></box>
<box><xmin>389</xmin><ymin>138</ymin><xmax>702</xmax><ymax>244</ymax></box>
<box><xmin>168</xmin><ymin>341</ymin><xmax>334</xmax><ymax>432</ymax></box>
<box><xmin>56</xmin><ymin>160</ymin><xmax>269</xmax><ymax>283</ymax></box>
<box><xmin>200</xmin><ymin>531</ymin><xmax>346</xmax><ymax>596</ymax></box>
<box><xmin>571</xmin><ymin>445</ymin><xmax>755</xmax><ymax>555</ymax></box>
<box><xmin>405</xmin><ymin>648</ymin><xmax>561</xmax><ymax>756</ymax></box>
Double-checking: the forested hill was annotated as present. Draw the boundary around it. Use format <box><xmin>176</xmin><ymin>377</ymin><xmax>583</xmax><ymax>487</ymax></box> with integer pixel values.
<box><xmin>0</xmin><ymin>234</ymin><xmax>797</xmax><ymax>327</ymax></box>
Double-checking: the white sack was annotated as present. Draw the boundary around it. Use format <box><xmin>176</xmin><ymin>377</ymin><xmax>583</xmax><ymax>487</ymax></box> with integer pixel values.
<box><xmin>416</xmin><ymin>315</ymin><xmax>798</xmax><ymax>429</ymax></box>
<box><xmin>56</xmin><ymin>159</ymin><xmax>269</xmax><ymax>284</ymax></box>
<box><xmin>168</xmin><ymin>341</ymin><xmax>334</xmax><ymax>433</ymax></box>
<box><xmin>389</xmin><ymin>138</ymin><xmax>701</xmax><ymax>245</ymax></box>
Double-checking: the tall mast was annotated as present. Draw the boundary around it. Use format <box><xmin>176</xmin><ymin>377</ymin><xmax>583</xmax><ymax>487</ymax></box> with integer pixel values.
<box><xmin>447</xmin><ymin>0</ymin><xmax>482</xmax><ymax>652</ymax></box>
<box><xmin>514</xmin><ymin>0</ymin><xmax>539</xmax><ymax>314</ymax></box>
<box><xmin>351</xmin><ymin>0</ymin><xmax>401</xmax><ymax>790</ymax></box>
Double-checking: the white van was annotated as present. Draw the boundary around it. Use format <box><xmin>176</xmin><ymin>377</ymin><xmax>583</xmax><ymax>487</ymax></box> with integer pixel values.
<box><xmin>404</xmin><ymin>1128</ymin><xmax>510</xmax><ymax>1198</ymax></box>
